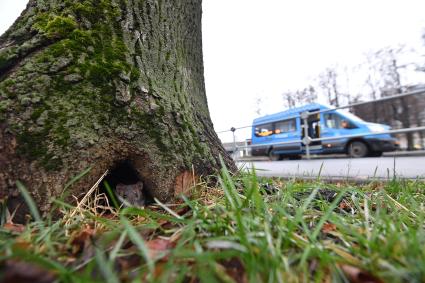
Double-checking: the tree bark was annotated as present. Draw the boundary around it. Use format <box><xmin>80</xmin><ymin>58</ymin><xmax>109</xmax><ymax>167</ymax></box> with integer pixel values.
<box><xmin>0</xmin><ymin>0</ymin><xmax>235</xmax><ymax>220</ymax></box>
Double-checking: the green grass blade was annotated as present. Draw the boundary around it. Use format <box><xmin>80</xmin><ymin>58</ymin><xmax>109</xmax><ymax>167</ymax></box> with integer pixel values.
<box><xmin>104</xmin><ymin>181</ymin><xmax>120</xmax><ymax>209</ymax></box>
<box><xmin>295</xmin><ymin>187</ymin><xmax>319</xmax><ymax>237</ymax></box>
<box><xmin>219</xmin><ymin>155</ymin><xmax>242</xmax><ymax>208</ymax></box>
<box><xmin>311</xmin><ymin>189</ymin><xmax>347</xmax><ymax>240</ymax></box>
<box><xmin>0</xmin><ymin>199</ymin><xmax>8</xmax><ymax>226</ymax></box>
<box><xmin>109</xmin><ymin>230</ymin><xmax>127</xmax><ymax>261</ymax></box>
<box><xmin>120</xmin><ymin>215</ymin><xmax>154</xmax><ymax>272</ymax></box>
<box><xmin>95</xmin><ymin>248</ymin><xmax>120</xmax><ymax>283</ymax></box>
<box><xmin>16</xmin><ymin>181</ymin><xmax>42</xmax><ymax>222</ymax></box>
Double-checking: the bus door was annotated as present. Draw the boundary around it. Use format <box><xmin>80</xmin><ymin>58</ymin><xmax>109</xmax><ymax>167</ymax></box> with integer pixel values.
<box><xmin>300</xmin><ymin>110</ymin><xmax>322</xmax><ymax>151</ymax></box>
<box><xmin>321</xmin><ymin>111</ymin><xmax>357</xmax><ymax>151</ymax></box>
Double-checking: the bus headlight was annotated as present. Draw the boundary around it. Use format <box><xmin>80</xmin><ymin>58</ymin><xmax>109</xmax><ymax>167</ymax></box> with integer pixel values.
<box><xmin>368</xmin><ymin>125</ymin><xmax>386</xmax><ymax>133</ymax></box>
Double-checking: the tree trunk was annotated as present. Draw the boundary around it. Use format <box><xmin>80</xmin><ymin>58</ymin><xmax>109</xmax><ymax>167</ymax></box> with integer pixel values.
<box><xmin>0</xmin><ymin>0</ymin><xmax>235</xmax><ymax>220</ymax></box>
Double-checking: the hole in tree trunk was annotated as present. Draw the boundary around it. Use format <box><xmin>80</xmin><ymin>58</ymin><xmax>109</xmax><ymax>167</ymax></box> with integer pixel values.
<box><xmin>100</xmin><ymin>160</ymin><xmax>153</xmax><ymax>207</ymax></box>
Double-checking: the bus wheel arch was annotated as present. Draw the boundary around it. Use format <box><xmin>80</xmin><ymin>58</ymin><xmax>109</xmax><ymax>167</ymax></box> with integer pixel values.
<box><xmin>346</xmin><ymin>139</ymin><xmax>370</xmax><ymax>158</ymax></box>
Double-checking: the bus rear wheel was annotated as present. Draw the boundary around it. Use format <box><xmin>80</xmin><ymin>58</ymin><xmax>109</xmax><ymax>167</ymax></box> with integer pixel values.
<box><xmin>269</xmin><ymin>150</ymin><xmax>282</xmax><ymax>161</ymax></box>
<box><xmin>347</xmin><ymin>141</ymin><xmax>369</xmax><ymax>158</ymax></box>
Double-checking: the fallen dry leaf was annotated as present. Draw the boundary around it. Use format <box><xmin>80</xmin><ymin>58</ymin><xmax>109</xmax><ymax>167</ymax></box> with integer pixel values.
<box><xmin>309</xmin><ymin>259</ymin><xmax>319</xmax><ymax>274</ymax></box>
<box><xmin>220</xmin><ymin>257</ymin><xmax>248</xmax><ymax>283</ymax></box>
<box><xmin>116</xmin><ymin>253</ymin><xmax>142</xmax><ymax>274</ymax></box>
<box><xmin>12</xmin><ymin>239</ymin><xmax>32</xmax><ymax>251</ymax></box>
<box><xmin>69</xmin><ymin>226</ymin><xmax>96</xmax><ymax>255</ymax></box>
<box><xmin>146</xmin><ymin>238</ymin><xmax>174</xmax><ymax>259</ymax></box>
<box><xmin>153</xmin><ymin>262</ymin><xmax>166</xmax><ymax>279</ymax></box>
<box><xmin>175</xmin><ymin>205</ymin><xmax>191</xmax><ymax>217</ymax></box>
<box><xmin>322</xmin><ymin>222</ymin><xmax>337</xmax><ymax>234</ymax></box>
<box><xmin>158</xmin><ymin>219</ymin><xmax>176</xmax><ymax>230</ymax></box>
<box><xmin>0</xmin><ymin>260</ymin><xmax>57</xmax><ymax>283</ymax></box>
<box><xmin>339</xmin><ymin>200</ymin><xmax>351</xmax><ymax>210</ymax></box>
<box><xmin>3</xmin><ymin>222</ymin><xmax>25</xmax><ymax>233</ymax></box>
<box><xmin>339</xmin><ymin>264</ymin><xmax>383</xmax><ymax>283</ymax></box>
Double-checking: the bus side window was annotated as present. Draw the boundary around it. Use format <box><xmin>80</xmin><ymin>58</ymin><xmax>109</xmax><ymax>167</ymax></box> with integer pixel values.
<box><xmin>324</xmin><ymin>113</ymin><xmax>357</xmax><ymax>129</ymax></box>
<box><xmin>340</xmin><ymin>118</ymin><xmax>357</xmax><ymax>129</ymax></box>
<box><xmin>324</xmin><ymin>113</ymin><xmax>339</xmax><ymax>129</ymax></box>
<box><xmin>275</xmin><ymin>119</ymin><xmax>296</xmax><ymax>134</ymax></box>
<box><xmin>255</xmin><ymin>123</ymin><xmax>274</xmax><ymax>137</ymax></box>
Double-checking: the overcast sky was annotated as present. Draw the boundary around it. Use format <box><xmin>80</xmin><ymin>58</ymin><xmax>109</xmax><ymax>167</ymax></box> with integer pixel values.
<box><xmin>1</xmin><ymin>0</ymin><xmax>425</xmax><ymax>142</ymax></box>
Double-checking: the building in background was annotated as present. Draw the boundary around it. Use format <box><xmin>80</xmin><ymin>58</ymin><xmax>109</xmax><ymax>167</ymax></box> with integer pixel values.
<box><xmin>351</xmin><ymin>85</ymin><xmax>425</xmax><ymax>150</ymax></box>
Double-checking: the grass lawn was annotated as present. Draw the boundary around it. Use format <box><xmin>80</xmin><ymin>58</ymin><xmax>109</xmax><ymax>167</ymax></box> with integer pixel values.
<box><xmin>1</xmin><ymin>163</ymin><xmax>425</xmax><ymax>282</ymax></box>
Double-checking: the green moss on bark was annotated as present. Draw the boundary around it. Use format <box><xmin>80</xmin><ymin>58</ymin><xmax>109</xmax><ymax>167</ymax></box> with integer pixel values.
<box><xmin>36</xmin><ymin>15</ymin><xmax>78</xmax><ymax>39</ymax></box>
<box><xmin>0</xmin><ymin>0</ymin><xmax>143</xmax><ymax>170</ymax></box>
<box><xmin>0</xmin><ymin>47</ymin><xmax>19</xmax><ymax>72</ymax></box>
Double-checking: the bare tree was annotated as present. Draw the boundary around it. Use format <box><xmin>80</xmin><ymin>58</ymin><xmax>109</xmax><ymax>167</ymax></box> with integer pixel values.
<box><xmin>376</xmin><ymin>46</ymin><xmax>415</xmax><ymax>150</ymax></box>
<box><xmin>318</xmin><ymin>67</ymin><xmax>341</xmax><ymax>106</ymax></box>
<box><xmin>282</xmin><ymin>86</ymin><xmax>317</xmax><ymax>109</ymax></box>
<box><xmin>301</xmin><ymin>85</ymin><xmax>318</xmax><ymax>104</ymax></box>
<box><xmin>364</xmin><ymin>52</ymin><xmax>381</xmax><ymax>100</ymax></box>
<box><xmin>282</xmin><ymin>91</ymin><xmax>296</xmax><ymax>109</ymax></box>
<box><xmin>360</xmin><ymin>51</ymin><xmax>386</xmax><ymax>122</ymax></box>
<box><xmin>254</xmin><ymin>97</ymin><xmax>264</xmax><ymax>116</ymax></box>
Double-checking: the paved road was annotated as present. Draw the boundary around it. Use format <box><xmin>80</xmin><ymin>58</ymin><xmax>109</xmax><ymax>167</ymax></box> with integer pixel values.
<box><xmin>238</xmin><ymin>156</ymin><xmax>425</xmax><ymax>180</ymax></box>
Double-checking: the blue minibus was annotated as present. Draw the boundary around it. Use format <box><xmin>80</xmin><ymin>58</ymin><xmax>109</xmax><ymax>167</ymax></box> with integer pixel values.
<box><xmin>251</xmin><ymin>103</ymin><xmax>399</xmax><ymax>160</ymax></box>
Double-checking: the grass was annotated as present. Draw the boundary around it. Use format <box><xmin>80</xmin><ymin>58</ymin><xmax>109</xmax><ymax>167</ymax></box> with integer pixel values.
<box><xmin>1</xmin><ymin>165</ymin><xmax>425</xmax><ymax>282</ymax></box>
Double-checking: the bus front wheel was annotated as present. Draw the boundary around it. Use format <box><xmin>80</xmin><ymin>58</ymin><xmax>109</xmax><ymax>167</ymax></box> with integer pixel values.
<box><xmin>347</xmin><ymin>141</ymin><xmax>369</xmax><ymax>158</ymax></box>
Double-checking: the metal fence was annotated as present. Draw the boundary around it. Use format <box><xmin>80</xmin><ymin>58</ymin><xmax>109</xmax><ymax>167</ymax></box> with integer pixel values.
<box><xmin>218</xmin><ymin>89</ymin><xmax>425</xmax><ymax>160</ymax></box>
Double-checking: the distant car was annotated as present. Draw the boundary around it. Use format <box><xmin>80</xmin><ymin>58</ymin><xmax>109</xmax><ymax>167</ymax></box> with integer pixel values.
<box><xmin>251</xmin><ymin>103</ymin><xmax>399</xmax><ymax>160</ymax></box>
